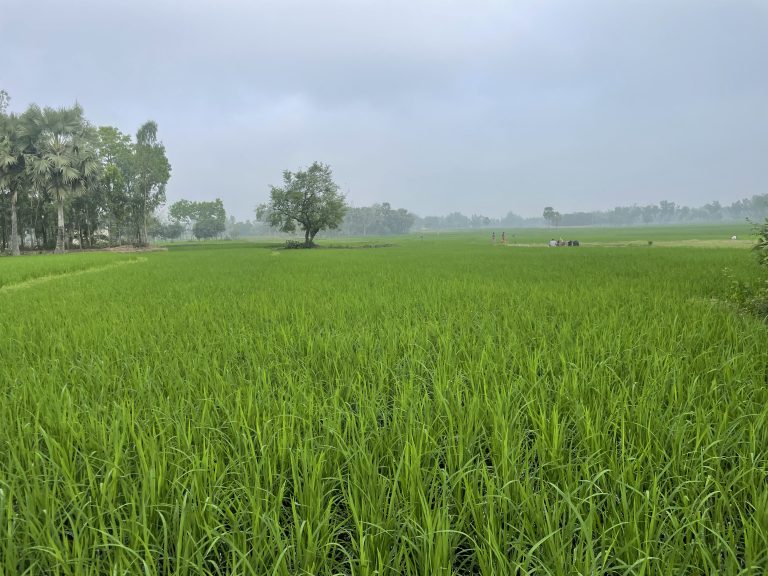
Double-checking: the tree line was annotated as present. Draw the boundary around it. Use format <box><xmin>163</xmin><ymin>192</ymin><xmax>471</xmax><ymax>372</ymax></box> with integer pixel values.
<box><xmin>0</xmin><ymin>91</ymin><xmax>170</xmax><ymax>254</ymax></box>
<box><xmin>414</xmin><ymin>196</ymin><xmax>768</xmax><ymax>231</ymax></box>
<box><xmin>542</xmin><ymin>197</ymin><xmax>768</xmax><ymax>228</ymax></box>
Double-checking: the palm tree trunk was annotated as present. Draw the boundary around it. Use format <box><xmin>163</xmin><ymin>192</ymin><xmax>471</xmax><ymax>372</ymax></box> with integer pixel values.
<box><xmin>55</xmin><ymin>197</ymin><xmax>65</xmax><ymax>254</ymax></box>
<box><xmin>10</xmin><ymin>189</ymin><xmax>20</xmax><ymax>256</ymax></box>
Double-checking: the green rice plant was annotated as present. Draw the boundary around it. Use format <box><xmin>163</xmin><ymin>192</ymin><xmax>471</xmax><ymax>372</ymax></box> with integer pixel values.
<box><xmin>0</xmin><ymin>233</ymin><xmax>766</xmax><ymax>574</ymax></box>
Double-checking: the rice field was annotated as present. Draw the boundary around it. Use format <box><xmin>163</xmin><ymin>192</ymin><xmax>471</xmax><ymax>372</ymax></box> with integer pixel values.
<box><xmin>1</xmin><ymin>228</ymin><xmax>767</xmax><ymax>575</ymax></box>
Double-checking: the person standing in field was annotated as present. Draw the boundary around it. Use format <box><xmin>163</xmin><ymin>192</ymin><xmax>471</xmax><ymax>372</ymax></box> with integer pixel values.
<box><xmin>501</xmin><ymin>232</ymin><xmax>506</xmax><ymax>244</ymax></box>
<box><xmin>492</xmin><ymin>232</ymin><xmax>496</xmax><ymax>243</ymax></box>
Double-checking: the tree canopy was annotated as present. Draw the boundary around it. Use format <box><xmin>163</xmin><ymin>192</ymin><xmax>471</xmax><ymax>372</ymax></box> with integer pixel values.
<box><xmin>169</xmin><ymin>198</ymin><xmax>226</xmax><ymax>240</ymax></box>
<box><xmin>0</xmin><ymin>93</ymin><xmax>172</xmax><ymax>253</ymax></box>
<box><xmin>257</xmin><ymin>162</ymin><xmax>346</xmax><ymax>247</ymax></box>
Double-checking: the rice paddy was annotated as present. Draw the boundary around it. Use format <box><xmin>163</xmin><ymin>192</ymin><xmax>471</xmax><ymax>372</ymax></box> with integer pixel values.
<box><xmin>1</xmin><ymin>228</ymin><xmax>767</xmax><ymax>575</ymax></box>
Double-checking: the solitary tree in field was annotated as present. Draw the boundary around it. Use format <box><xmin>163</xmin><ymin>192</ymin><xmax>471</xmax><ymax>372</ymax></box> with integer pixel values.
<box><xmin>257</xmin><ymin>162</ymin><xmax>347</xmax><ymax>247</ymax></box>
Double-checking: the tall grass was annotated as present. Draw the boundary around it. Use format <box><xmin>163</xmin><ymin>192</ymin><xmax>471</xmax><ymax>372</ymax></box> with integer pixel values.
<box><xmin>1</xmin><ymin>238</ymin><xmax>766</xmax><ymax>574</ymax></box>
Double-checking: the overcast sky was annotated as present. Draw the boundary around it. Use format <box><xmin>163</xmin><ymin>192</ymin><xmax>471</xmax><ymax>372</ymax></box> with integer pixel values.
<box><xmin>2</xmin><ymin>0</ymin><xmax>767</xmax><ymax>219</ymax></box>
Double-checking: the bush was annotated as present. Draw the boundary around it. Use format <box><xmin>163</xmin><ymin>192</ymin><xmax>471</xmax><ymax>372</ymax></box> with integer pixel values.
<box><xmin>752</xmin><ymin>218</ymin><xmax>768</xmax><ymax>266</ymax></box>
<box><xmin>724</xmin><ymin>219</ymin><xmax>768</xmax><ymax>321</ymax></box>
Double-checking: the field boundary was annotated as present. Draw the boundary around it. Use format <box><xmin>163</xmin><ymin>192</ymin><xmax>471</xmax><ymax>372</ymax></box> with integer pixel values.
<box><xmin>0</xmin><ymin>257</ymin><xmax>147</xmax><ymax>293</ymax></box>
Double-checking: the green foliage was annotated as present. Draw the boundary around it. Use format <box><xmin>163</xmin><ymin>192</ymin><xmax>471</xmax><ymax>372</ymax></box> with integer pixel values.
<box><xmin>192</xmin><ymin>199</ymin><xmax>226</xmax><ymax>240</ymax></box>
<box><xmin>132</xmin><ymin>121</ymin><xmax>171</xmax><ymax>245</ymax></box>
<box><xmin>726</xmin><ymin>218</ymin><xmax>768</xmax><ymax>321</ymax></box>
<box><xmin>1</xmin><ymin>238</ymin><xmax>767</xmax><ymax>573</ymax></box>
<box><xmin>752</xmin><ymin>218</ymin><xmax>768</xmax><ymax>266</ymax></box>
<box><xmin>257</xmin><ymin>162</ymin><xmax>347</xmax><ymax>247</ymax></box>
<box><xmin>724</xmin><ymin>271</ymin><xmax>768</xmax><ymax>320</ymax></box>
<box><xmin>22</xmin><ymin>104</ymin><xmax>101</xmax><ymax>253</ymax></box>
<box><xmin>0</xmin><ymin>99</ymin><xmax>172</xmax><ymax>253</ymax></box>
<box><xmin>169</xmin><ymin>198</ymin><xmax>227</xmax><ymax>239</ymax></box>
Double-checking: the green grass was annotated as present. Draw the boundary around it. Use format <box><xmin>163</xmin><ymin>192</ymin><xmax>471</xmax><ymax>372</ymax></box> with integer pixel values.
<box><xmin>1</xmin><ymin>230</ymin><xmax>767</xmax><ymax>574</ymax></box>
<box><xmin>408</xmin><ymin>223</ymin><xmax>754</xmax><ymax>245</ymax></box>
<box><xmin>0</xmin><ymin>252</ymin><xmax>143</xmax><ymax>289</ymax></box>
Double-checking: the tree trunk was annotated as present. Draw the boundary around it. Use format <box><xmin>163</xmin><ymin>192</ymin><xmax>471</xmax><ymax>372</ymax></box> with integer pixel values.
<box><xmin>55</xmin><ymin>197</ymin><xmax>65</xmax><ymax>254</ymax></box>
<box><xmin>10</xmin><ymin>189</ymin><xmax>20</xmax><ymax>256</ymax></box>
<box><xmin>304</xmin><ymin>228</ymin><xmax>311</xmax><ymax>247</ymax></box>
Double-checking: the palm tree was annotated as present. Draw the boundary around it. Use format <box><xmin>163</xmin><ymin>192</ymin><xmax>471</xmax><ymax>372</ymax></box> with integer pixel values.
<box><xmin>0</xmin><ymin>112</ymin><xmax>25</xmax><ymax>255</ymax></box>
<box><xmin>24</xmin><ymin>105</ymin><xmax>99</xmax><ymax>253</ymax></box>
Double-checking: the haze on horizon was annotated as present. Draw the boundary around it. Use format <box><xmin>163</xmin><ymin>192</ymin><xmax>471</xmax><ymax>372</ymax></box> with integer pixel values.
<box><xmin>2</xmin><ymin>0</ymin><xmax>767</xmax><ymax>221</ymax></box>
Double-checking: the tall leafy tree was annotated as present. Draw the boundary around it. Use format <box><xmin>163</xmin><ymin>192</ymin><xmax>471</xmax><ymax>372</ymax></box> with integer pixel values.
<box><xmin>168</xmin><ymin>199</ymin><xmax>196</xmax><ymax>239</ymax></box>
<box><xmin>132</xmin><ymin>121</ymin><xmax>170</xmax><ymax>245</ymax></box>
<box><xmin>257</xmin><ymin>162</ymin><xmax>347</xmax><ymax>247</ymax></box>
<box><xmin>95</xmin><ymin>126</ymin><xmax>132</xmax><ymax>244</ymax></box>
<box><xmin>192</xmin><ymin>199</ymin><xmax>226</xmax><ymax>239</ymax></box>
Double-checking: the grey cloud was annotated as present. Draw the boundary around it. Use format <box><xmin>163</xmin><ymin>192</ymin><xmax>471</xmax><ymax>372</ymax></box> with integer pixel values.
<box><xmin>2</xmin><ymin>0</ymin><xmax>767</xmax><ymax>219</ymax></box>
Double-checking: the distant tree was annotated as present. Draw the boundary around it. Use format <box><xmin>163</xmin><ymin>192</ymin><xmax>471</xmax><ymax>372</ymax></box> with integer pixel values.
<box><xmin>659</xmin><ymin>200</ymin><xmax>677</xmax><ymax>222</ymax></box>
<box><xmin>148</xmin><ymin>217</ymin><xmax>184</xmax><ymax>241</ymax></box>
<box><xmin>169</xmin><ymin>199</ymin><xmax>196</xmax><ymax>238</ymax></box>
<box><xmin>703</xmin><ymin>201</ymin><xmax>723</xmax><ymax>221</ymax></box>
<box><xmin>443</xmin><ymin>212</ymin><xmax>471</xmax><ymax>229</ymax></box>
<box><xmin>226</xmin><ymin>215</ymin><xmax>240</xmax><ymax>239</ymax></box>
<box><xmin>543</xmin><ymin>206</ymin><xmax>556</xmax><ymax>227</ymax></box>
<box><xmin>0</xmin><ymin>90</ymin><xmax>8</xmax><ymax>113</ymax></box>
<box><xmin>641</xmin><ymin>205</ymin><xmax>659</xmax><ymax>224</ymax></box>
<box><xmin>164</xmin><ymin>220</ymin><xmax>184</xmax><ymax>240</ymax></box>
<box><xmin>342</xmin><ymin>203</ymin><xmax>415</xmax><ymax>235</ymax></box>
<box><xmin>501</xmin><ymin>211</ymin><xmax>524</xmax><ymax>226</ymax></box>
<box><xmin>470</xmin><ymin>214</ymin><xmax>491</xmax><ymax>228</ymax></box>
<box><xmin>192</xmin><ymin>199</ymin><xmax>226</xmax><ymax>239</ymax></box>
<box><xmin>169</xmin><ymin>198</ymin><xmax>227</xmax><ymax>240</ymax></box>
<box><xmin>257</xmin><ymin>162</ymin><xmax>346</xmax><ymax>247</ymax></box>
